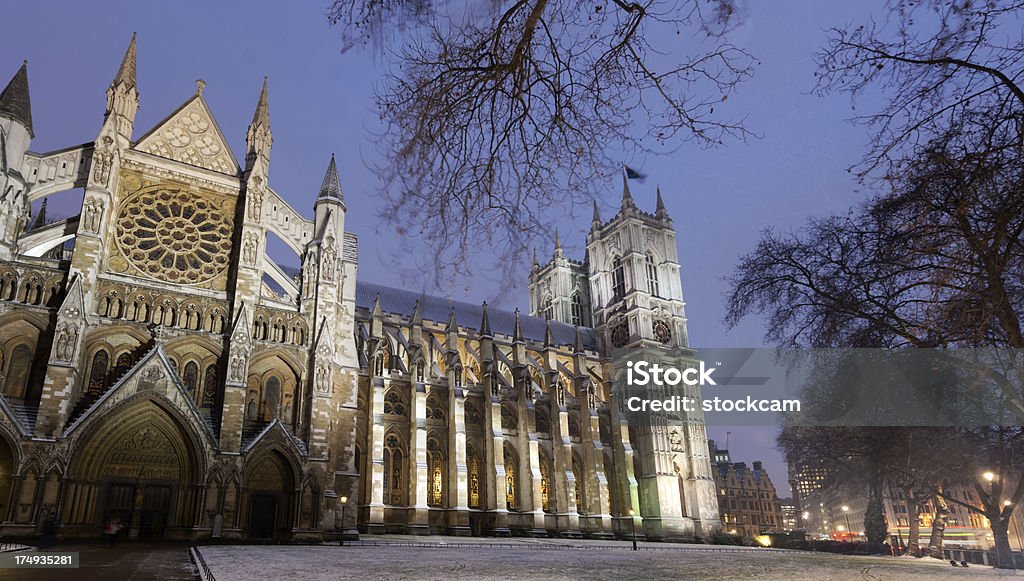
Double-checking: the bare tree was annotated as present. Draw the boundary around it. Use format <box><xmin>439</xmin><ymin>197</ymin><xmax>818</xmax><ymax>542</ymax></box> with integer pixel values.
<box><xmin>815</xmin><ymin>0</ymin><xmax>1024</xmax><ymax>178</ymax></box>
<box><xmin>327</xmin><ymin>0</ymin><xmax>755</xmax><ymax>284</ymax></box>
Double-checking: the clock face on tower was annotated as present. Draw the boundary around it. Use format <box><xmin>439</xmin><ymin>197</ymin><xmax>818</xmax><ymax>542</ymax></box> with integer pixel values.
<box><xmin>611</xmin><ymin>322</ymin><xmax>630</xmax><ymax>348</ymax></box>
<box><xmin>653</xmin><ymin>320</ymin><xmax>672</xmax><ymax>344</ymax></box>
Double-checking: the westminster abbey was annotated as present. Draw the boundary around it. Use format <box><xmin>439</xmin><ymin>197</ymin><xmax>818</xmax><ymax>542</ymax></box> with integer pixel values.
<box><xmin>0</xmin><ymin>37</ymin><xmax>720</xmax><ymax>542</ymax></box>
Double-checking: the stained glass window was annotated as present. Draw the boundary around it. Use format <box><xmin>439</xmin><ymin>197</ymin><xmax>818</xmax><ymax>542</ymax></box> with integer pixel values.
<box><xmin>88</xmin><ymin>350</ymin><xmax>109</xmax><ymax>395</ymax></box>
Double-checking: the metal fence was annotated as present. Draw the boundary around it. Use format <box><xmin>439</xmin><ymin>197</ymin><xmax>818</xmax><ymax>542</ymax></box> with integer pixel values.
<box><xmin>190</xmin><ymin>545</ymin><xmax>216</xmax><ymax>581</ymax></box>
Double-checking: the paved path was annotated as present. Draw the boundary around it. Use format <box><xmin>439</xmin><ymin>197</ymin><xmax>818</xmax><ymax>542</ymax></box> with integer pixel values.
<box><xmin>0</xmin><ymin>543</ymin><xmax>195</xmax><ymax>581</ymax></box>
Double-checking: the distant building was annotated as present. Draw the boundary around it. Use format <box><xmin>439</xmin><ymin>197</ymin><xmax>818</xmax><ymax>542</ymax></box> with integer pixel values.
<box><xmin>788</xmin><ymin>459</ymin><xmax>829</xmax><ymax>517</ymax></box>
<box><xmin>801</xmin><ymin>479</ymin><xmax>1015</xmax><ymax>549</ymax></box>
<box><xmin>709</xmin><ymin>441</ymin><xmax>783</xmax><ymax>537</ymax></box>
<box><xmin>778</xmin><ymin>498</ymin><xmax>798</xmax><ymax>532</ymax></box>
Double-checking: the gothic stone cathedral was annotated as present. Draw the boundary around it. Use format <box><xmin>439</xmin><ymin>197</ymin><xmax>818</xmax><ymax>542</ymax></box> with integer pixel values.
<box><xmin>0</xmin><ymin>38</ymin><xmax>720</xmax><ymax>542</ymax></box>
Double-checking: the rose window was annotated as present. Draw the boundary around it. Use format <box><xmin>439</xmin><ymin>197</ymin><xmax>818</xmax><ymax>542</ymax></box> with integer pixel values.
<box><xmin>116</xmin><ymin>188</ymin><xmax>233</xmax><ymax>284</ymax></box>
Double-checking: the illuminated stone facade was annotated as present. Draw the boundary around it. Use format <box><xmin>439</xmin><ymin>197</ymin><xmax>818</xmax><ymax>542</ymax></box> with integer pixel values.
<box><xmin>0</xmin><ymin>38</ymin><xmax>720</xmax><ymax>541</ymax></box>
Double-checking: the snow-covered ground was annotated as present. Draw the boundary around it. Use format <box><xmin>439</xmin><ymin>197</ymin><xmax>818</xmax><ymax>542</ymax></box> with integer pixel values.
<box><xmin>198</xmin><ymin>539</ymin><xmax>1022</xmax><ymax>580</ymax></box>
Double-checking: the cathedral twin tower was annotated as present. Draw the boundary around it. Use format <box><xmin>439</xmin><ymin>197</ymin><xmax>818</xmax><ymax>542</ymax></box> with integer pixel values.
<box><xmin>0</xmin><ymin>37</ymin><xmax>719</xmax><ymax>541</ymax></box>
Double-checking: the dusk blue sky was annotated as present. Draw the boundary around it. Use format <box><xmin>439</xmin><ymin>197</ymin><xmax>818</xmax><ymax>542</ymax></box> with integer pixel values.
<box><xmin>1</xmin><ymin>1</ymin><xmax>895</xmax><ymax>494</ymax></box>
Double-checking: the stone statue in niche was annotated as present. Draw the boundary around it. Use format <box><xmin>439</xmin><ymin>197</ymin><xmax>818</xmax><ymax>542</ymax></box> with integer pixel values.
<box><xmin>82</xmin><ymin>197</ymin><xmax>104</xmax><ymax>233</ymax></box>
<box><xmin>242</xmin><ymin>233</ymin><xmax>258</xmax><ymax>265</ymax></box>
<box><xmin>248</xmin><ymin>177</ymin><xmax>263</xmax><ymax>222</ymax></box>
<box><xmin>321</xmin><ymin>236</ymin><xmax>336</xmax><ymax>281</ymax></box>
<box><xmin>54</xmin><ymin>323</ymin><xmax>78</xmax><ymax>360</ymax></box>
<box><xmin>92</xmin><ymin>136</ymin><xmax>114</xmax><ymax>186</ymax></box>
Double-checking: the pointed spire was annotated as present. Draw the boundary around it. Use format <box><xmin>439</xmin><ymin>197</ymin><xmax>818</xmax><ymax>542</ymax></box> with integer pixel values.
<box><xmin>554</xmin><ymin>228</ymin><xmax>561</xmax><ymax>251</ymax></box>
<box><xmin>655</xmin><ymin>185</ymin><xmax>670</xmax><ymax>220</ymax></box>
<box><xmin>532</xmin><ymin>247</ymin><xmax>539</xmax><ymax>269</ymax></box>
<box><xmin>621</xmin><ymin>166</ymin><xmax>636</xmax><ymax>210</ymax></box>
<box><xmin>574</xmin><ymin>326</ymin><xmax>585</xmax><ymax>354</ymax></box>
<box><xmin>480</xmin><ymin>302</ymin><xmax>492</xmax><ymax>338</ymax></box>
<box><xmin>318</xmin><ymin>154</ymin><xmax>344</xmax><ymax>201</ymax></box>
<box><xmin>113</xmin><ymin>33</ymin><xmax>137</xmax><ymax>90</ymax></box>
<box><xmin>30</xmin><ymin>199</ymin><xmax>47</xmax><ymax>230</ymax></box>
<box><xmin>445</xmin><ymin>306</ymin><xmax>458</xmax><ymax>334</ymax></box>
<box><xmin>371</xmin><ymin>293</ymin><xmax>383</xmax><ymax>318</ymax></box>
<box><xmin>512</xmin><ymin>308</ymin><xmax>524</xmax><ymax>344</ymax></box>
<box><xmin>0</xmin><ymin>61</ymin><xmax>33</xmax><ymax>137</ymax></box>
<box><xmin>252</xmin><ymin>76</ymin><xmax>269</xmax><ymax>127</ymax></box>
<box><xmin>410</xmin><ymin>299</ymin><xmax>422</xmax><ymax>325</ymax></box>
<box><xmin>592</xmin><ymin>200</ymin><xmax>601</xmax><ymax>224</ymax></box>
<box><xmin>544</xmin><ymin>318</ymin><xmax>554</xmax><ymax>349</ymax></box>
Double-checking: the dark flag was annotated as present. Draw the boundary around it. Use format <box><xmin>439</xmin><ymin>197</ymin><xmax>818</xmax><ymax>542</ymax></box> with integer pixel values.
<box><xmin>624</xmin><ymin>165</ymin><xmax>646</xmax><ymax>182</ymax></box>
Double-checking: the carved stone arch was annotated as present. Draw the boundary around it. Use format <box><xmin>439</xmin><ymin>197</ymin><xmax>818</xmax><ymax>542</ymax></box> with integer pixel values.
<box><xmin>424</xmin><ymin>390</ymin><xmax>446</xmax><ymax>422</ymax></box>
<box><xmin>164</xmin><ymin>335</ymin><xmax>223</xmax><ymax>361</ymax></box>
<box><xmin>426</xmin><ymin>431</ymin><xmax>447</xmax><ymax>507</ymax></box>
<box><xmin>1</xmin><ymin>330</ymin><xmax>42</xmax><ymax>399</ymax></box>
<box><xmin>18</xmin><ymin>271</ymin><xmax>45</xmax><ymax>305</ymax></box>
<box><xmin>68</xmin><ymin>391</ymin><xmax>213</xmax><ymax>480</ymax></box>
<box><xmin>243</xmin><ymin>445</ymin><xmax>302</xmax><ymax>492</ymax></box>
<box><xmin>247</xmin><ymin>349</ymin><xmax>303</xmax><ymax>423</ymax></box>
<box><xmin>538</xmin><ymin>445</ymin><xmax>554</xmax><ymax>512</ymax></box>
<box><xmin>503</xmin><ymin>441</ymin><xmax>520</xmax><ymax>511</ymax></box>
<box><xmin>0</xmin><ymin>268</ymin><xmax>18</xmax><ymax>301</ymax></box>
<box><xmin>16</xmin><ymin>451</ymin><xmax>41</xmax><ymax>478</ymax></box>
<box><xmin>382</xmin><ymin>427</ymin><xmax>407</xmax><ymax>506</ymax></box>
<box><xmin>85</xmin><ymin>324</ymin><xmax>150</xmax><ymax>354</ymax></box>
<box><xmin>382</xmin><ymin>386</ymin><xmax>407</xmax><ymax>417</ymax></box>
<box><xmin>241</xmin><ymin>445</ymin><xmax>300</xmax><ymax>539</ymax></box>
<box><xmin>124</xmin><ymin>291</ymin><xmax>153</xmax><ymax>323</ymax></box>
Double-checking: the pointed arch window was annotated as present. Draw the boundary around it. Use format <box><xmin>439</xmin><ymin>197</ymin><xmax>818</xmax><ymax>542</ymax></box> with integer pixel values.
<box><xmin>114</xmin><ymin>352</ymin><xmax>133</xmax><ymax>381</ymax></box>
<box><xmin>263</xmin><ymin>376</ymin><xmax>281</xmax><ymax>420</ymax></box>
<box><xmin>468</xmin><ymin>446</ymin><xmax>482</xmax><ymax>509</ymax></box>
<box><xmin>570</xmin><ymin>292</ymin><xmax>583</xmax><ymax>326</ymax></box>
<box><xmin>646</xmin><ymin>254</ymin><xmax>660</xmax><ymax>297</ymax></box>
<box><xmin>202</xmin><ymin>364</ymin><xmax>218</xmax><ymax>407</ymax></box>
<box><xmin>612</xmin><ymin>257</ymin><xmax>625</xmax><ymax>299</ymax></box>
<box><xmin>425</xmin><ymin>394</ymin><xmax>445</xmax><ymax>421</ymax></box>
<box><xmin>504</xmin><ymin>445</ymin><xmax>518</xmax><ymax>510</ymax></box>
<box><xmin>88</xmin><ymin>349</ymin><xmax>109</xmax><ymax>395</ymax></box>
<box><xmin>383</xmin><ymin>389</ymin><xmax>406</xmax><ymax>416</ymax></box>
<box><xmin>427</xmin><ymin>438</ymin><xmax>445</xmax><ymax>507</ymax></box>
<box><xmin>540</xmin><ymin>453</ymin><xmax>551</xmax><ymax>512</ymax></box>
<box><xmin>183</xmin><ymin>361</ymin><xmax>200</xmax><ymax>401</ymax></box>
<box><xmin>542</xmin><ymin>295</ymin><xmax>553</xmax><ymax>320</ymax></box>
<box><xmin>383</xmin><ymin>434</ymin><xmax>405</xmax><ymax>505</ymax></box>
<box><xmin>573</xmin><ymin>452</ymin><xmax>586</xmax><ymax>514</ymax></box>
<box><xmin>4</xmin><ymin>344</ymin><xmax>32</xmax><ymax>398</ymax></box>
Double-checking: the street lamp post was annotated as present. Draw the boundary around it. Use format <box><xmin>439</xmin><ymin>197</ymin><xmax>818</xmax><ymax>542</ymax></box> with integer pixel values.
<box><xmin>841</xmin><ymin>505</ymin><xmax>852</xmax><ymax>542</ymax></box>
<box><xmin>628</xmin><ymin>509</ymin><xmax>638</xmax><ymax>551</ymax></box>
<box><xmin>339</xmin><ymin>496</ymin><xmax>349</xmax><ymax>546</ymax></box>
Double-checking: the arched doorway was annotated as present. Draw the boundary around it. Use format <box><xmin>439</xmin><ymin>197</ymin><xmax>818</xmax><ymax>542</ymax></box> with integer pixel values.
<box><xmin>242</xmin><ymin>451</ymin><xmax>295</xmax><ymax>540</ymax></box>
<box><xmin>64</xmin><ymin>399</ymin><xmax>204</xmax><ymax>539</ymax></box>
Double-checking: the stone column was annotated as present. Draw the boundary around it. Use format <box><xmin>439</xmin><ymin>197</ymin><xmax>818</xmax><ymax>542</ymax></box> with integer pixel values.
<box><xmin>408</xmin><ymin>383</ymin><xmax>430</xmax><ymax>534</ymax></box>
<box><xmin>366</xmin><ymin>376</ymin><xmax>386</xmax><ymax>533</ymax></box>
<box><xmin>447</xmin><ymin>380</ymin><xmax>470</xmax><ymax>535</ymax></box>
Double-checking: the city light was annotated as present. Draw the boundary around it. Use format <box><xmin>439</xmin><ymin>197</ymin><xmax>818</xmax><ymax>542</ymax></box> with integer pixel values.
<box><xmin>841</xmin><ymin>505</ymin><xmax>849</xmax><ymax>513</ymax></box>
<box><xmin>983</xmin><ymin>471</ymin><xmax>996</xmax><ymax>482</ymax></box>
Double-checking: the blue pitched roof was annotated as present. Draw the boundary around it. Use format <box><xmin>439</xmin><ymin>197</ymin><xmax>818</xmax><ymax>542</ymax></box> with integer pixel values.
<box><xmin>355</xmin><ymin>280</ymin><xmax>598</xmax><ymax>351</ymax></box>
